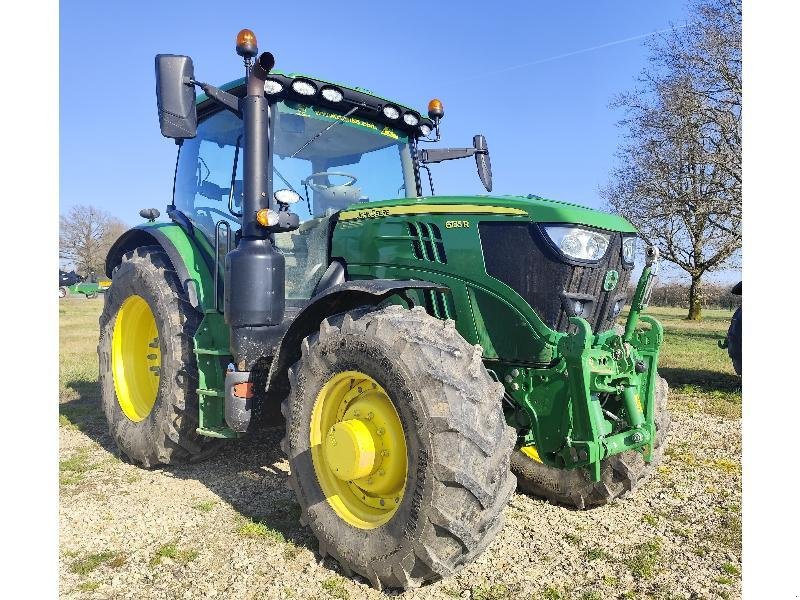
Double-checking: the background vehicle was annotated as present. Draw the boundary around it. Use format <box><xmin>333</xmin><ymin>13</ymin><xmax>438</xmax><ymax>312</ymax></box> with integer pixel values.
<box><xmin>719</xmin><ymin>281</ymin><xmax>742</xmax><ymax>375</ymax></box>
<box><xmin>99</xmin><ymin>30</ymin><xmax>669</xmax><ymax>589</ymax></box>
<box><xmin>59</xmin><ymin>270</ymin><xmax>111</xmax><ymax>298</ymax></box>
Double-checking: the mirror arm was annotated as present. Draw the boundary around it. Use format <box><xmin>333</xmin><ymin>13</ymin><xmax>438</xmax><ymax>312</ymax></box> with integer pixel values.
<box><xmin>188</xmin><ymin>78</ymin><xmax>241</xmax><ymax>116</ymax></box>
<box><xmin>420</xmin><ymin>148</ymin><xmax>479</xmax><ymax>164</ymax></box>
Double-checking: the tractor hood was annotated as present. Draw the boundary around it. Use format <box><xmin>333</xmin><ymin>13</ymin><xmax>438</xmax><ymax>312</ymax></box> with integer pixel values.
<box><xmin>338</xmin><ymin>195</ymin><xmax>637</xmax><ymax>233</ymax></box>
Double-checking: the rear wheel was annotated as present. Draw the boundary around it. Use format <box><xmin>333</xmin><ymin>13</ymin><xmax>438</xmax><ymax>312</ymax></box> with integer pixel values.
<box><xmin>98</xmin><ymin>246</ymin><xmax>220</xmax><ymax>467</ymax></box>
<box><xmin>511</xmin><ymin>375</ymin><xmax>670</xmax><ymax>509</ymax></box>
<box><xmin>59</xmin><ymin>286</ymin><xmax>68</xmax><ymax>298</ymax></box>
<box><xmin>282</xmin><ymin>305</ymin><xmax>516</xmax><ymax>589</ymax></box>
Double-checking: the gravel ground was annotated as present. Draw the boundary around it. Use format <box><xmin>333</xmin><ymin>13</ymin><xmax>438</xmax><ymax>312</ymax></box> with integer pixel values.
<box><xmin>59</xmin><ymin>396</ymin><xmax>741</xmax><ymax>600</ymax></box>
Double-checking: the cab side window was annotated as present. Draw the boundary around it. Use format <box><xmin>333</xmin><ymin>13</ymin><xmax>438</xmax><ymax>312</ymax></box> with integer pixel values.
<box><xmin>173</xmin><ymin>110</ymin><xmax>243</xmax><ymax>240</ymax></box>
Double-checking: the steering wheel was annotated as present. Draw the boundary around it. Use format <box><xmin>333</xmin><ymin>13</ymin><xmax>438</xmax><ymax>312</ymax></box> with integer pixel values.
<box><xmin>302</xmin><ymin>172</ymin><xmax>358</xmax><ymax>192</ymax></box>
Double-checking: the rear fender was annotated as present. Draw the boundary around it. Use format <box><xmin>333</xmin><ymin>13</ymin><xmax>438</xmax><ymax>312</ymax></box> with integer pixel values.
<box><xmin>105</xmin><ymin>224</ymin><xmax>215</xmax><ymax>311</ymax></box>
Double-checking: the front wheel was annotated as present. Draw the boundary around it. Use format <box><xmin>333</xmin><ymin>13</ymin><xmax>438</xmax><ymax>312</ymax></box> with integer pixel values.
<box><xmin>98</xmin><ymin>246</ymin><xmax>220</xmax><ymax>467</ymax></box>
<box><xmin>282</xmin><ymin>306</ymin><xmax>516</xmax><ymax>590</ymax></box>
<box><xmin>59</xmin><ymin>286</ymin><xmax>68</xmax><ymax>298</ymax></box>
<box><xmin>511</xmin><ymin>375</ymin><xmax>671</xmax><ymax>509</ymax></box>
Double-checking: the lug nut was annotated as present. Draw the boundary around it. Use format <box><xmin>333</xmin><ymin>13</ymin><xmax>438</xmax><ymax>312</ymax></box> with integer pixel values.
<box><xmin>631</xmin><ymin>432</ymin><xmax>644</xmax><ymax>443</ymax></box>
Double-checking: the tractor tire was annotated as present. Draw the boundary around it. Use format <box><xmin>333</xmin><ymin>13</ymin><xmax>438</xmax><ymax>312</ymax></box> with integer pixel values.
<box><xmin>59</xmin><ymin>286</ymin><xmax>68</xmax><ymax>298</ymax></box>
<box><xmin>98</xmin><ymin>246</ymin><xmax>220</xmax><ymax>467</ymax></box>
<box><xmin>282</xmin><ymin>305</ymin><xmax>516</xmax><ymax>590</ymax></box>
<box><xmin>86</xmin><ymin>292</ymin><xmax>98</xmax><ymax>299</ymax></box>
<box><xmin>727</xmin><ymin>307</ymin><xmax>742</xmax><ymax>376</ymax></box>
<box><xmin>511</xmin><ymin>375</ymin><xmax>670</xmax><ymax>509</ymax></box>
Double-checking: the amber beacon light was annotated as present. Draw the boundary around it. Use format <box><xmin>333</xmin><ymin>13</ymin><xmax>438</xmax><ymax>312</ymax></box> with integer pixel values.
<box><xmin>427</xmin><ymin>98</ymin><xmax>444</xmax><ymax>120</ymax></box>
<box><xmin>236</xmin><ymin>29</ymin><xmax>258</xmax><ymax>58</ymax></box>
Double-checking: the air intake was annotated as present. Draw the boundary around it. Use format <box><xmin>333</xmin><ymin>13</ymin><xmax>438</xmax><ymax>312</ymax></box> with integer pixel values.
<box><xmin>407</xmin><ymin>222</ymin><xmax>447</xmax><ymax>263</ymax></box>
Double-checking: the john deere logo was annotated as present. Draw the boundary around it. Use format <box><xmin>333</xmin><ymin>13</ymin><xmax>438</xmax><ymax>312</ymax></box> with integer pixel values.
<box><xmin>603</xmin><ymin>269</ymin><xmax>619</xmax><ymax>291</ymax></box>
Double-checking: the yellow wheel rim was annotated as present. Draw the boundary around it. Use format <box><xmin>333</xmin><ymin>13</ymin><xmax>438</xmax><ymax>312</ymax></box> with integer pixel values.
<box><xmin>310</xmin><ymin>371</ymin><xmax>408</xmax><ymax>529</ymax></box>
<box><xmin>111</xmin><ymin>295</ymin><xmax>161</xmax><ymax>422</ymax></box>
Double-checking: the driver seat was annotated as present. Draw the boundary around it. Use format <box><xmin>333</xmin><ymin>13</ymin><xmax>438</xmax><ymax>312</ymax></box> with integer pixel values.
<box><xmin>273</xmin><ymin>215</ymin><xmax>334</xmax><ymax>299</ymax></box>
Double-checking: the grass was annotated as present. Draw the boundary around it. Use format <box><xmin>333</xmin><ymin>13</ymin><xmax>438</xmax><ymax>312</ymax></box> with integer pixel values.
<box><xmin>75</xmin><ymin>581</ymin><xmax>101</xmax><ymax>592</ymax></box>
<box><xmin>69</xmin><ymin>551</ymin><xmax>125</xmax><ymax>576</ymax></box>
<box><xmin>237</xmin><ymin>519</ymin><xmax>286</xmax><ymax>543</ymax></box>
<box><xmin>149</xmin><ymin>543</ymin><xmax>199</xmax><ymax>567</ymax></box>
<box><xmin>624</xmin><ymin>538</ymin><xmax>662</xmax><ymax>579</ymax></box>
<box><xmin>321</xmin><ymin>577</ymin><xmax>350</xmax><ymax>599</ymax></box>
<box><xmin>193</xmin><ymin>500</ymin><xmax>217</xmax><ymax>513</ymax></box>
<box><xmin>59</xmin><ymin>298</ymin><xmax>105</xmax><ymax>433</ymax></box>
<box><xmin>472</xmin><ymin>583</ymin><xmax>510</xmax><ymax>600</ymax></box>
<box><xmin>542</xmin><ymin>587</ymin><xmax>568</xmax><ymax>600</ymax></box>
<box><xmin>59</xmin><ymin>448</ymin><xmax>97</xmax><ymax>486</ymax></box>
<box><xmin>585</xmin><ymin>547</ymin><xmax>608</xmax><ymax>561</ymax></box>
<box><xmin>629</xmin><ymin>306</ymin><xmax>741</xmax><ymax>419</ymax></box>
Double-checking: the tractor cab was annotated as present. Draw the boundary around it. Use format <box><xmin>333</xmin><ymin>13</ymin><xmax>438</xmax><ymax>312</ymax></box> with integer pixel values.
<box><xmin>172</xmin><ymin>82</ymin><xmax>424</xmax><ymax>299</ymax></box>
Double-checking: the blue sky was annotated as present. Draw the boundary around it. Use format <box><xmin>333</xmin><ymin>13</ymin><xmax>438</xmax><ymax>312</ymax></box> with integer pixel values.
<box><xmin>61</xmin><ymin>0</ymin><xmax>739</xmax><ymax>281</ymax></box>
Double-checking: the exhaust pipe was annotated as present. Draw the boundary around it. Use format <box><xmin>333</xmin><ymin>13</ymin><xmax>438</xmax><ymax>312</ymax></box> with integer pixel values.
<box><xmin>224</xmin><ymin>49</ymin><xmax>286</xmax><ymax>430</ymax></box>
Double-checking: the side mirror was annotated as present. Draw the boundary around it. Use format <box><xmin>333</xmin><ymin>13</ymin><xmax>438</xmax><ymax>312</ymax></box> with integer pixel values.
<box><xmin>155</xmin><ymin>54</ymin><xmax>197</xmax><ymax>139</ymax></box>
<box><xmin>473</xmin><ymin>135</ymin><xmax>492</xmax><ymax>192</ymax></box>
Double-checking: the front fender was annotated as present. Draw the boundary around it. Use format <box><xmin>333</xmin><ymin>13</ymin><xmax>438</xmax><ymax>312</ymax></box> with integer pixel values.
<box><xmin>105</xmin><ymin>223</ymin><xmax>216</xmax><ymax>311</ymax></box>
<box><xmin>265</xmin><ymin>279</ymin><xmax>447</xmax><ymax>397</ymax></box>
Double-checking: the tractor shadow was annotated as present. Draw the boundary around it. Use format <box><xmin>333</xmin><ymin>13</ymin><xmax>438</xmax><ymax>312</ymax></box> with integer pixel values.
<box><xmin>166</xmin><ymin>421</ymin><xmax>322</xmax><ymax>553</ymax></box>
<box><xmin>61</xmin><ymin>379</ymin><xmax>318</xmax><ymax>553</ymax></box>
<box><xmin>659</xmin><ymin>367</ymin><xmax>741</xmax><ymax>395</ymax></box>
<box><xmin>60</xmin><ymin>380</ymin><xmax>117</xmax><ymax>454</ymax></box>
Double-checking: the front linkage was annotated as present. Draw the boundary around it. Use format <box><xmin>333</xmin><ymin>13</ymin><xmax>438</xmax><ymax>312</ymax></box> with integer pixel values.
<box><xmin>501</xmin><ymin>247</ymin><xmax>663</xmax><ymax>481</ymax></box>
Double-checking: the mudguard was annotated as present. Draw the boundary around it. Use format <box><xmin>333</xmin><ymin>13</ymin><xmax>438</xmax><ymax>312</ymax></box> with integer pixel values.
<box><xmin>264</xmin><ymin>279</ymin><xmax>447</xmax><ymax>397</ymax></box>
<box><xmin>105</xmin><ymin>223</ymin><xmax>215</xmax><ymax>311</ymax></box>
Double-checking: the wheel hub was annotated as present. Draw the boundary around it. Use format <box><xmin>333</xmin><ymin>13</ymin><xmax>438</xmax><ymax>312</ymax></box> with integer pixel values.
<box><xmin>111</xmin><ymin>295</ymin><xmax>161</xmax><ymax>422</ymax></box>
<box><xmin>324</xmin><ymin>419</ymin><xmax>377</xmax><ymax>481</ymax></box>
<box><xmin>310</xmin><ymin>371</ymin><xmax>407</xmax><ymax>529</ymax></box>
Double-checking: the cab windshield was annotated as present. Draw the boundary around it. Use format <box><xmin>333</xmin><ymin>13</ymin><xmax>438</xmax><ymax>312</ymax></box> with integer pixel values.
<box><xmin>272</xmin><ymin>100</ymin><xmax>416</xmax><ymax>220</ymax></box>
<box><xmin>173</xmin><ymin>100</ymin><xmax>416</xmax><ymax>240</ymax></box>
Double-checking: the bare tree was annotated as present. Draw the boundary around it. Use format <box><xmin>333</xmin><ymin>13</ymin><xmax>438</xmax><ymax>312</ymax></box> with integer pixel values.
<box><xmin>59</xmin><ymin>205</ymin><xmax>127</xmax><ymax>278</ymax></box>
<box><xmin>602</xmin><ymin>0</ymin><xmax>741</xmax><ymax>320</ymax></box>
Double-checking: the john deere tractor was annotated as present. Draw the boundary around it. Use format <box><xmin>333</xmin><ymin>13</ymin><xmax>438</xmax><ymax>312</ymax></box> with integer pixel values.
<box><xmin>99</xmin><ymin>30</ymin><xmax>669</xmax><ymax>589</ymax></box>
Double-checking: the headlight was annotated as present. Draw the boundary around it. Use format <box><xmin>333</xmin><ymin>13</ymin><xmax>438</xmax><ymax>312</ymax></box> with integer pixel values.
<box><xmin>419</xmin><ymin>123</ymin><xmax>432</xmax><ymax>137</ymax></box>
<box><xmin>382</xmin><ymin>105</ymin><xmax>400</xmax><ymax>119</ymax></box>
<box><xmin>621</xmin><ymin>236</ymin><xmax>637</xmax><ymax>265</ymax></box>
<box><xmin>403</xmin><ymin>112</ymin><xmax>419</xmax><ymax>126</ymax></box>
<box><xmin>320</xmin><ymin>87</ymin><xmax>343</xmax><ymax>102</ymax></box>
<box><xmin>291</xmin><ymin>80</ymin><xmax>316</xmax><ymax>96</ymax></box>
<box><xmin>544</xmin><ymin>226</ymin><xmax>611</xmax><ymax>261</ymax></box>
<box><xmin>263</xmin><ymin>79</ymin><xmax>283</xmax><ymax>95</ymax></box>
<box><xmin>274</xmin><ymin>188</ymin><xmax>301</xmax><ymax>205</ymax></box>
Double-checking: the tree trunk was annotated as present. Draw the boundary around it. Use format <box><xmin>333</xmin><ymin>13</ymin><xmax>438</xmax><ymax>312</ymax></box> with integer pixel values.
<box><xmin>687</xmin><ymin>275</ymin><xmax>703</xmax><ymax>320</ymax></box>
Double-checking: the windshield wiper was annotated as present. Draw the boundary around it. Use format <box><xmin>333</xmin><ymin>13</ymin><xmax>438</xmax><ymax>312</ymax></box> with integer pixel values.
<box><xmin>290</xmin><ymin>104</ymin><xmax>361</xmax><ymax>158</ymax></box>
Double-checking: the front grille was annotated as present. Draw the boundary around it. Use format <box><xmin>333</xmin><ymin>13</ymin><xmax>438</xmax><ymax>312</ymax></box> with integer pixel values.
<box><xmin>479</xmin><ymin>222</ymin><xmax>632</xmax><ymax>333</ymax></box>
<box><xmin>407</xmin><ymin>222</ymin><xmax>447</xmax><ymax>263</ymax></box>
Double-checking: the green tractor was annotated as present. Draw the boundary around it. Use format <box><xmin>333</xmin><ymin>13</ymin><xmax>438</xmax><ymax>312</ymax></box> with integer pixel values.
<box><xmin>59</xmin><ymin>270</ymin><xmax>112</xmax><ymax>299</ymax></box>
<box><xmin>99</xmin><ymin>30</ymin><xmax>670</xmax><ymax>589</ymax></box>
